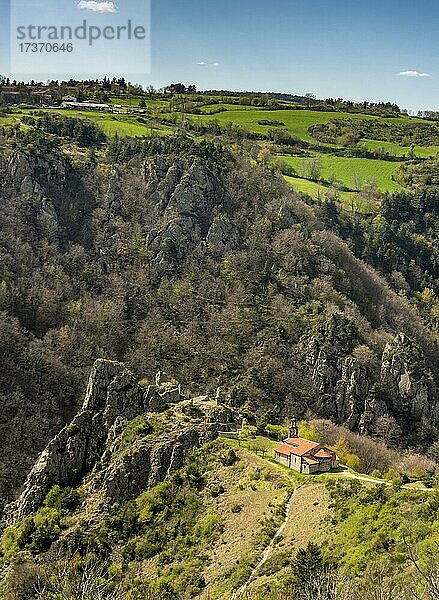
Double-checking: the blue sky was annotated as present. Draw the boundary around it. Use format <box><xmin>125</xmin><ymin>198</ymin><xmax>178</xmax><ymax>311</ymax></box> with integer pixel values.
<box><xmin>1</xmin><ymin>0</ymin><xmax>438</xmax><ymax>110</ymax></box>
<box><xmin>7</xmin><ymin>0</ymin><xmax>150</xmax><ymax>75</ymax></box>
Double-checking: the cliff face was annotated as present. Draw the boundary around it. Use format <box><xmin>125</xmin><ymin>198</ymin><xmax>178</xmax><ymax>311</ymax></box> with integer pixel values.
<box><xmin>4</xmin><ymin>151</ymin><xmax>71</xmax><ymax>242</ymax></box>
<box><xmin>4</xmin><ymin>360</ymin><xmax>239</xmax><ymax>524</ymax></box>
<box><xmin>300</xmin><ymin>320</ymin><xmax>437</xmax><ymax>436</ymax></box>
<box><xmin>143</xmin><ymin>156</ymin><xmax>237</xmax><ymax>265</ymax></box>
<box><xmin>381</xmin><ymin>333</ymin><xmax>438</xmax><ymax>423</ymax></box>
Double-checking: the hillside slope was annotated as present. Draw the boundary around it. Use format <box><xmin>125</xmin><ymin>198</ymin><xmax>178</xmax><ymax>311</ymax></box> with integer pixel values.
<box><xmin>1</xmin><ymin>359</ymin><xmax>439</xmax><ymax>599</ymax></box>
<box><xmin>0</xmin><ymin>133</ymin><xmax>438</xmax><ymax>502</ymax></box>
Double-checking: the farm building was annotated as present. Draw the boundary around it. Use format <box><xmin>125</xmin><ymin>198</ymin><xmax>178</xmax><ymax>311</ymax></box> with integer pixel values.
<box><xmin>61</xmin><ymin>101</ymin><xmax>111</xmax><ymax>112</ymax></box>
<box><xmin>274</xmin><ymin>420</ymin><xmax>339</xmax><ymax>474</ymax></box>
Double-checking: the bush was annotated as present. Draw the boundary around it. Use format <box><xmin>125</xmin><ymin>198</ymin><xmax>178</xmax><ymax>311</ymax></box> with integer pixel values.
<box><xmin>258</xmin><ymin>119</ymin><xmax>286</xmax><ymax>126</ymax></box>
<box><xmin>333</xmin><ymin>437</ymin><xmax>362</xmax><ymax>472</ymax></box>
<box><xmin>266</xmin><ymin>424</ymin><xmax>287</xmax><ymax>441</ymax></box>
<box><xmin>17</xmin><ymin>512</ymin><xmax>61</xmax><ymax>553</ymax></box>
<box><xmin>192</xmin><ymin>514</ymin><xmax>224</xmax><ymax>542</ymax></box>
<box><xmin>211</xmin><ymin>485</ymin><xmax>225</xmax><ymax>497</ymax></box>
<box><xmin>44</xmin><ymin>485</ymin><xmax>82</xmax><ymax>515</ymax></box>
<box><xmin>298</xmin><ymin>421</ymin><xmax>319</xmax><ymax>442</ymax></box>
<box><xmin>220</xmin><ymin>448</ymin><xmax>238</xmax><ymax>466</ymax></box>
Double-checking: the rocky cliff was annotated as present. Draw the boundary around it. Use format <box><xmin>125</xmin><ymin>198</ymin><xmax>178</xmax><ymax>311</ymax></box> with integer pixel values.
<box><xmin>1</xmin><ymin>141</ymin><xmax>438</xmax><ymax>510</ymax></box>
<box><xmin>5</xmin><ymin>360</ymin><xmax>239</xmax><ymax>524</ymax></box>
<box><xmin>143</xmin><ymin>156</ymin><xmax>238</xmax><ymax>266</ymax></box>
<box><xmin>299</xmin><ymin>316</ymin><xmax>437</xmax><ymax>437</ymax></box>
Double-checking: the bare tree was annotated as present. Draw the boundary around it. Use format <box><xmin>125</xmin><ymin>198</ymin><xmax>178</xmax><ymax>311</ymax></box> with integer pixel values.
<box><xmin>27</xmin><ymin>548</ymin><xmax>127</xmax><ymax>600</ymax></box>
<box><xmin>404</xmin><ymin>536</ymin><xmax>439</xmax><ymax>599</ymax></box>
<box><xmin>305</xmin><ymin>92</ymin><xmax>317</xmax><ymax>108</ymax></box>
<box><xmin>352</xmin><ymin>171</ymin><xmax>363</xmax><ymax>192</ymax></box>
<box><xmin>300</xmin><ymin>156</ymin><xmax>323</xmax><ymax>181</ymax></box>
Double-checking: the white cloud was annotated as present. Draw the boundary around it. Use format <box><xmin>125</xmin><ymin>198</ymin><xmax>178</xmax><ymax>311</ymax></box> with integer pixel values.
<box><xmin>78</xmin><ymin>1</ymin><xmax>117</xmax><ymax>13</ymax></box>
<box><xmin>397</xmin><ymin>70</ymin><xmax>431</xmax><ymax>78</ymax></box>
<box><xmin>196</xmin><ymin>61</ymin><xmax>220</xmax><ymax>67</ymax></box>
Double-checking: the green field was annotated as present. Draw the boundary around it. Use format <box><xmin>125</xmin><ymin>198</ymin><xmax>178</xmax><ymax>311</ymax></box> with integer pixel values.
<box><xmin>25</xmin><ymin>109</ymin><xmax>170</xmax><ymax>137</ymax></box>
<box><xmin>362</xmin><ymin>138</ymin><xmax>439</xmax><ymax>158</ymax></box>
<box><xmin>196</xmin><ymin>108</ymin><xmax>380</xmax><ymax>142</ymax></box>
<box><xmin>0</xmin><ymin>114</ymin><xmax>20</xmax><ymax>127</ymax></box>
<box><xmin>198</xmin><ymin>102</ymin><xmax>261</xmax><ymax>114</ymax></box>
<box><xmin>284</xmin><ymin>175</ymin><xmax>376</xmax><ymax>212</ymax></box>
<box><xmin>109</xmin><ymin>96</ymin><xmax>170</xmax><ymax>110</ymax></box>
<box><xmin>281</xmin><ymin>152</ymin><xmax>401</xmax><ymax>192</ymax></box>
<box><xmin>284</xmin><ymin>175</ymin><xmax>331</xmax><ymax>198</ymax></box>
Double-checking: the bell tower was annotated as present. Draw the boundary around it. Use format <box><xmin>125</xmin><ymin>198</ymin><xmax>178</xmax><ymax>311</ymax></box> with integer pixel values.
<box><xmin>288</xmin><ymin>418</ymin><xmax>298</xmax><ymax>438</ymax></box>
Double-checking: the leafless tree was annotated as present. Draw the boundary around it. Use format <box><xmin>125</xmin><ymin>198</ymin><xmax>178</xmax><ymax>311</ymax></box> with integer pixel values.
<box><xmin>404</xmin><ymin>536</ymin><xmax>439</xmax><ymax>599</ymax></box>
<box><xmin>18</xmin><ymin>547</ymin><xmax>128</xmax><ymax>600</ymax></box>
<box><xmin>305</xmin><ymin>93</ymin><xmax>317</xmax><ymax>108</ymax></box>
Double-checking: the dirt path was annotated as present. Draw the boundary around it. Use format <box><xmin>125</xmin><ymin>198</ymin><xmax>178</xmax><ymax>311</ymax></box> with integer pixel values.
<box><xmin>337</xmin><ymin>469</ymin><xmax>435</xmax><ymax>491</ymax></box>
<box><xmin>231</xmin><ymin>487</ymin><xmax>299</xmax><ymax>599</ymax></box>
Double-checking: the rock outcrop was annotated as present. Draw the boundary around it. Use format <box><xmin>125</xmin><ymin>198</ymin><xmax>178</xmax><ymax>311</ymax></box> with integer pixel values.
<box><xmin>87</xmin><ymin>427</ymin><xmax>208</xmax><ymax>512</ymax></box>
<box><xmin>143</xmin><ymin>157</ymin><xmax>235</xmax><ymax>265</ymax></box>
<box><xmin>4</xmin><ymin>152</ymin><xmax>66</xmax><ymax>240</ymax></box>
<box><xmin>381</xmin><ymin>333</ymin><xmax>438</xmax><ymax>423</ymax></box>
<box><xmin>299</xmin><ymin>325</ymin><xmax>437</xmax><ymax>433</ymax></box>
<box><xmin>206</xmin><ymin>214</ymin><xmax>239</xmax><ymax>251</ymax></box>
<box><xmin>4</xmin><ymin>359</ymin><xmax>239</xmax><ymax>524</ymax></box>
<box><xmin>336</xmin><ymin>357</ymin><xmax>370</xmax><ymax>429</ymax></box>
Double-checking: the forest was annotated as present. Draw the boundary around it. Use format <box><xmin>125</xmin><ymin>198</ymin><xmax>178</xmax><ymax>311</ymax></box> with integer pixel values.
<box><xmin>0</xmin><ymin>92</ymin><xmax>438</xmax><ymax>598</ymax></box>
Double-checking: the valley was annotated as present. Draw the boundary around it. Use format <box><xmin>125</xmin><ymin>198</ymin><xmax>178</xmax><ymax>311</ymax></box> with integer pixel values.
<box><xmin>0</xmin><ymin>80</ymin><xmax>438</xmax><ymax>599</ymax></box>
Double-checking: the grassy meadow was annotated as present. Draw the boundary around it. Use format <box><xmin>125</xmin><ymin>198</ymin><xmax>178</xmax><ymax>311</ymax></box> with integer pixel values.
<box><xmin>196</xmin><ymin>108</ymin><xmax>380</xmax><ymax>142</ymax></box>
<box><xmin>281</xmin><ymin>152</ymin><xmax>401</xmax><ymax>192</ymax></box>
<box><xmin>24</xmin><ymin>108</ymin><xmax>171</xmax><ymax>137</ymax></box>
<box><xmin>283</xmin><ymin>175</ymin><xmax>371</xmax><ymax>209</ymax></box>
<box><xmin>362</xmin><ymin>138</ymin><xmax>439</xmax><ymax>158</ymax></box>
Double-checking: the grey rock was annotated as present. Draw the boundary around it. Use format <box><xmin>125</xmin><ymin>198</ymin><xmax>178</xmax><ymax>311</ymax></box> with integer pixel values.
<box><xmin>299</xmin><ymin>328</ymin><xmax>438</xmax><ymax>433</ymax></box>
<box><xmin>206</xmin><ymin>214</ymin><xmax>239</xmax><ymax>251</ymax></box>
<box><xmin>336</xmin><ymin>357</ymin><xmax>369</xmax><ymax>429</ymax></box>
<box><xmin>4</xmin><ymin>359</ymin><xmax>237</xmax><ymax>524</ymax></box>
<box><xmin>87</xmin><ymin>427</ymin><xmax>213</xmax><ymax>512</ymax></box>
<box><xmin>381</xmin><ymin>333</ymin><xmax>437</xmax><ymax>423</ymax></box>
<box><xmin>142</xmin><ymin>157</ymin><xmax>232</xmax><ymax>265</ymax></box>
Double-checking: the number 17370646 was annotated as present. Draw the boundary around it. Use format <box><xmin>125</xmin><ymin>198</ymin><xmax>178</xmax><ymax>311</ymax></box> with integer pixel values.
<box><xmin>19</xmin><ymin>43</ymin><xmax>73</xmax><ymax>53</ymax></box>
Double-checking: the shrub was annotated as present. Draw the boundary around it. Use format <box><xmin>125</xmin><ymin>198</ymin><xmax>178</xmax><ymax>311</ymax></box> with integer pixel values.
<box><xmin>220</xmin><ymin>448</ymin><xmax>238</xmax><ymax>466</ymax></box>
<box><xmin>266</xmin><ymin>424</ymin><xmax>287</xmax><ymax>441</ymax></box>
<box><xmin>211</xmin><ymin>485</ymin><xmax>225</xmax><ymax>498</ymax></box>
<box><xmin>192</xmin><ymin>514</ymin><xmax>224</xmax><ymax>542</ymax></box>
<box><xmin>17</xmin><ymin>512</ymin><xmax>61</xmax><ymax>553</ymax></box>
<box><xmin>298</xmin><ymin>421</ymin><xmax>319</xmax><ymax>442</ymax></box>
<box><xmin>332</xmin><ymin>437</ymin><xmax>362</xmax><ymax>472</ymax></box>
<box><xmin>258</xmin><ymin>119</ymin><xmax>285</xmax><ymax>126</ymax></box>
<box><xmin>44</xmin><ymin>485</ymin><xmax>81</xmax><ymax>515</ymax></box>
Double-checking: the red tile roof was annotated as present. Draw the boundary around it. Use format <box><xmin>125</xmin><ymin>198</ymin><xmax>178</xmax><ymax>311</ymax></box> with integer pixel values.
<box><xmin>275</xmin><ymin>436</ymin><xmax>338</xmax><ymax>470</ymax></box>
<box><xmin>314</xmin><ymin>449</ymin><xmax>334</xmax><ymax>459</ymax></box>
<box><xmin>275</xmin><ymin>444</ymin><xmax>296</xmax><ymax>456</ymax></box>
<box><xmin>283</xmin><ymin>437</ymin><xmax>320</xmax><ymax>456</ymax></box>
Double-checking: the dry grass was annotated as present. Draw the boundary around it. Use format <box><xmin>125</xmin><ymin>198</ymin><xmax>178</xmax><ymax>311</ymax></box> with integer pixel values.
<box><xmin>199</xmin><ymin>448</ymin><xmax>292</xmax><ymax>599</ymax></box>
<box><xmin>275</xmin><ymin>483</ymin><xmax>330</xmax><ymax>549</ymax></box>
<box><xmin>245</xmin><ymin>483</ymin><xmax>330</xmax><ymax>595</ymax></box>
